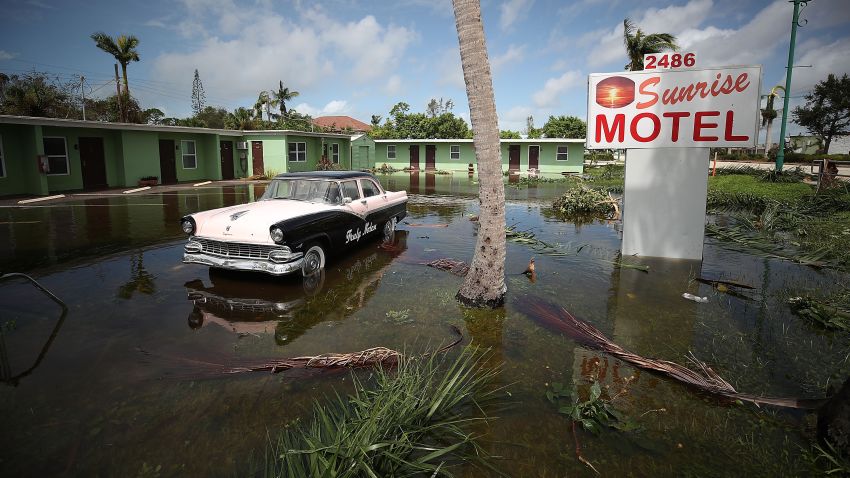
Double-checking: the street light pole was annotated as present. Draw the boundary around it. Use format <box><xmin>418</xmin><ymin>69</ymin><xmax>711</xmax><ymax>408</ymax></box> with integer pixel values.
<box><xmin>775</xmin><ymin>0</ymin><xmax>808</xmax><ymax>171</ymax></box>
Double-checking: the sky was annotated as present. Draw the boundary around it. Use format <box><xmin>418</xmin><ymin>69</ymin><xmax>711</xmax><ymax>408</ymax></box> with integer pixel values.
<box><xmin>1</xmin><ymin>0</ymin><xmax>849</xmax><ymax>141</ymax></box>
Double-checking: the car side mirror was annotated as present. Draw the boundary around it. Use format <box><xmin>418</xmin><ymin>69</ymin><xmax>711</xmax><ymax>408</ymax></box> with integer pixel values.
<box><xmin>343</xmin><ymin>197</ymin><xmax>352</xmax><ymax>205</ymax></box>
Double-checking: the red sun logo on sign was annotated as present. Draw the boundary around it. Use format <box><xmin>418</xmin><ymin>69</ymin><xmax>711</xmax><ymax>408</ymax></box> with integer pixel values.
<box><xmin>595</xmin><ymin>76</ymin><xmax>635</xmax><ymax>109</ymax></box>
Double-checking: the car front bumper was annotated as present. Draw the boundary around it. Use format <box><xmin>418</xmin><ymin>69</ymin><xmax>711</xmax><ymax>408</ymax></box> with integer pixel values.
<box><xmin>183</xmin><ymin>252</ymin><xmax>304</xmax><ymax>275</ymax></box>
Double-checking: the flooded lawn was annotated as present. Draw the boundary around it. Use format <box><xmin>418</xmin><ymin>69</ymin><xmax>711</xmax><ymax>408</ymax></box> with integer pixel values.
<box><xmin>1</xmin><ymin>173</ymin><xmax>847</xmax><ymax>476</ymax></box>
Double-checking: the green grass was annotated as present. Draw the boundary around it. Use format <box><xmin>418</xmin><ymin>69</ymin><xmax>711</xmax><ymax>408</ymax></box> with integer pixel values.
<box><xmin>798</xmin><ymin>211</ymin><xmax>850</xmax><ymax>269</ymax></box>
<box><xmin>263</xmin><ymin>347</ymin><xmax>502</xmax><ymax>478</ymax></box>
<box><xmin>708</xmin><ymin>175</ymin><xmax>814</xmax><ymax>205</ymax></box>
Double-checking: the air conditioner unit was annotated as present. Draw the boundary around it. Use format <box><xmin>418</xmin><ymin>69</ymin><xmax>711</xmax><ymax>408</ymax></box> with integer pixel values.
<box><xmin>236</xmin><ymin>141</ymin><xmax>249</xmax><ymax>150</ymax></box>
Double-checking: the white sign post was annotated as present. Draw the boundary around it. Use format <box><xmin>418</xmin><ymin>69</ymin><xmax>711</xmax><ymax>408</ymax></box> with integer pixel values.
<box><xmin>587</xmin><ymin>65</ymin><xmax>761</xmax><ymax>260</ymax></box>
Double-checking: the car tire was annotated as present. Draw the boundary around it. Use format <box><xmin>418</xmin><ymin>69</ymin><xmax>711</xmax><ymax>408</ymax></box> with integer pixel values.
<box><xmin>301</xmin><ymin>242</ymin><xmax>326</xmax><ymax>277</ymax></box>
<box><xmin>382</xmin><ymin>217</ymin><xmax>397</xmax><ymax>242</ymax></box>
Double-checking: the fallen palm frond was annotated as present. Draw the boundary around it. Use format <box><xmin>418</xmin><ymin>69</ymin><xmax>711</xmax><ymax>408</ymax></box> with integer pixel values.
<box><xmin>705</xmin><ymin>223</ymin><xmax>832</xmax><ymax>268</ymax></box>
<box><xmin>405</xmin><ymin>223</ymin><xmax>450</xmax><ymax>228</ymax></box>
<box><xmin>425</xmin><ymin>258</ymin><xmax>470</xmax><ymax>276</ymax></box>
<box><xmin>788</xmin><ymin>295</ymin><xmax>850</xmax><ymax>331</ymax></box>
<box><xmin>695</xmin><ymin>277</ymin><xmax>756</xmax><ymax>290</ymax></box>
<box><xmin>515</xmin><ymin>295</ymin><xmax>828</xmax><ymax>410</ymax></box>
<box><xmin>552</xmin><ymin>187</ymin><xmax>619</xmax><ymax>219</ymax></box>
<box><xmin>264</xmin><ymin>346</ymin><xmax>504</xmax><ymax>478</ymax></box>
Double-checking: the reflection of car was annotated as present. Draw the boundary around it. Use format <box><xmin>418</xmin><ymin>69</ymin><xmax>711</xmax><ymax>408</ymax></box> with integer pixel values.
<box><xmin>181</xmin><ymin>171</ymin><xmax>407</xmax><ymax>276</ymax></box>
<box><xmin>184</xmin><ymin>231</ymin><xmax>409</xmax><ymax>344</ymax></box>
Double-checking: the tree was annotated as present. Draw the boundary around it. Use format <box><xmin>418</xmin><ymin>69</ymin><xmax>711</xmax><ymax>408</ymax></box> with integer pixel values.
<box><xmin>426</xmin><ymin>97</ymin><xmax>455</xmax><ymax>117</ymax></box>
<box><xmin>142</xmin><ymin>108</ymin><xmax>165</xmax><ymax>125</ymax></box>
<box><xmin>272</xmin><ymin>81</ymin><xmax>299</xmax><ymax>117</ymax></box>
<box><xmin>761</xmin><ymin>88</ymin><xmax>780</xmax><ymax>157</ymax></box>
<box><xmin>0</xmin><ymin>71</ymin><xmax>76</xmax><ymax>117</ymax></box>
<box><xmin>542</xmin><ymin>115</ymin><xmax>586</xmax><ymax>138</ymax></box>
<box><xmin>369</xmin><ymin>102</ymin><xmax>471</xmax><ymax>139</ymax></box>
<box><xmin>452</xmin><ymin>0</ymin><xmax>506</xmax><ymax>308</ymax></box>
<box><xmin>792</xmin><ymin>73</ymin><xmax>850</xmax><ymax>153</ymax></box>
<box><xmin>622</xmin><ymin>18</ymin><xmax>678</xmax><ymax>71</ymax></box>
<box><xmin>225</xmin><ymin>107</ymin><xmax>258</xmax><ymax>130</ymax></box>
<box><xmin>255</xmin><ymin>90</ymin><xmax>275</xmax><ymax>122</ymax></box>
<box><xmin>90</xmin><ymin>32</ymin><xmax>140</xmax><ymax>98</ymax></box>
<box><xmin>193</xmin><ymin>106</ymin><xmax>228</xmax><ymax>129</ymax></box>
<box><xmin>370</xmin><ymin>114</ymin><xmax>382</xmax><ymax>127</ymax></box>
<box><xmin>525</xmin><ymin>115</ymin><xmax>541</xmax><ymax>138</ymax></box>
<box><xmin>191</xmin><ymin>69</ymin><xmax>206</xmax><ymax>116</ymax></box>
<box><xmin>500</xmin><ymin>130</ymin><xmax>521</xmax><ymax>139</ymax></box>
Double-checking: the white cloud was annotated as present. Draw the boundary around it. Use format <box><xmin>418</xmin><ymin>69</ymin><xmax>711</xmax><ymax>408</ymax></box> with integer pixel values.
<box><xmin>293</xmin><ymin>100</ymin><xmax>351</xmax><ymax>117</ymax></box>
<box><xmin>437</xmin><ymin>48</ymin><xmax>465</xmax><ymax>88</ymax></box>
<box><xmin>491</xmin><ymin>44</ymin><xmax>525</xmax><ymax>72</ymax></box>
<box><xmin>0</xmin><ymin>50</ymin><xmax>16</xmax><ymax>61</ymax></box>
<box><xmin>499</xmin><ymin>105</ymin><xmax>533</xmax><ymax>131</ymax></box>
<box><xmin>582</xmin><ymin>0</ymin><xmax>714</xmax><ymax>69</ymax></box>
<box><xmin>151</xmin><ymin>3</ymin><xmax>416</xmax><ymax>116</ymax></box>
<box><xmin>789</xmin><ymin>36</ymin><xmax>850</xmax><ymax>94</ymax></box>
<box><xmin>532</xmin><ymin>70</ymin><xmax>582</xmax><ymax>107</ymax></box>
<box><xmin>500</xmin><ymin>0</ymin><xmax>534</xmax><ymax>31</ymax></box>
<box><xmin>385</xmin><ymin>75</ymin><xmax>403</xmax><ymax>95</ymax></box>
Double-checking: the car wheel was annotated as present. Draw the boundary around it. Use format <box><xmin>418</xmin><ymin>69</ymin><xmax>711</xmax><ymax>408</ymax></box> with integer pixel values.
<box><xmin>382</xmin><ymin>217</ymin><xmax>397</xmax><ymax>242</ymax></box>
<box><xmin>301</xmin><ymin>242</ymin><xmax>326</xmax><ymax>277</ymax></box>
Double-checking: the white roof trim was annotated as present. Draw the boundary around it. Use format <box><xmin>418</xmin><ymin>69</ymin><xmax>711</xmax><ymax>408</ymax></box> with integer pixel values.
<box><xmin>0</xmin><ymin>115</ymin><xmax>350</xmax><ymax>139</ymax></box>
<box><xmin>372</xmin><ymin>138</ymin><xmax>585</xmax><ymax>143</ymax></box>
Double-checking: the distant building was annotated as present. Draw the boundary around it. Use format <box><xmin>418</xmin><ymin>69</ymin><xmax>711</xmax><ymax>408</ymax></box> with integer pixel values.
<box><xmin>828</xmin><ymin>134</ymin><xmax>850</xmax><ymax>155</ymax></box>
<box><xmin>0</xmin><ymin>115</ymin><xmax>352</xmax><ymax>197</ymax></box>
<box><xmin>312</xmin><ymin>116</ymin><xmax>372</xmax><ymax>133</ymax></box>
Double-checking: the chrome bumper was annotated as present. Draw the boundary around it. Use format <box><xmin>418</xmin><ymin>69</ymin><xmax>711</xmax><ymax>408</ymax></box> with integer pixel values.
<box><xmin>182</xmin><ymin>241</ymin><xmax>304</xmax><ymax>276</ymax></box>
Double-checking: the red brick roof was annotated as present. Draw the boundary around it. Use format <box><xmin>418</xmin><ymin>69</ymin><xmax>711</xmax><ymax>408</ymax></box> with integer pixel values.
<box><xmin>312</xmin><ymin>116</ymin><xmax>372</xmax><ymax>132</ymax></box>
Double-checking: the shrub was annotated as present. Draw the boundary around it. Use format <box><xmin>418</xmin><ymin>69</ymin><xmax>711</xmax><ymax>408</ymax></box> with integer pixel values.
<box><xmin>553</xmin><ymin>186</ymin><xmax>616</xmax><ymax>218</ymax></box>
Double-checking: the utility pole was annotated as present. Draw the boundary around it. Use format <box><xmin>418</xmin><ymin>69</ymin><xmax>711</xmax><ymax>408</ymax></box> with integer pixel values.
<box><xmin>114</xmin><ymin>63</ymin><xmax>124</xmax><ymax>122</ymax></box>
<box><xmin>775</xmin><ymin>0</ymin><xmax>808</xmax><ymax>171</ymax></box>
<box><xmin>80</xmin><ymin>76</ymin><xmax>86</xmax><ymax>121</ymax></box>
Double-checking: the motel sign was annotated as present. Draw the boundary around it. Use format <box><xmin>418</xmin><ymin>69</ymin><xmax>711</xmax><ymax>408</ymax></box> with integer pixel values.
<box><xmin>587</xmin><ymin>66</ymin><xmax>761</xmax><ymax>149</ymax></box>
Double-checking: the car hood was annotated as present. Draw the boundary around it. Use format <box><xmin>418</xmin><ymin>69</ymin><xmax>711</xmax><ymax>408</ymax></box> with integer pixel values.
<box><xmin>192</xmin><ymin>200</ymin><xmax>338</xmax><ymax>243</ymax></box>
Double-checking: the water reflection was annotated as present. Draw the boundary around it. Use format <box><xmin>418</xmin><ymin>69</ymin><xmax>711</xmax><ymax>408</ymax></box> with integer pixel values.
<box><xmin>184</xmin><ymin>231</ymin><xmax>409</xmax><ymax>345</ymax></box>
<box><xmin>117</xmin><ymin>252</ymin><xmax>157</xmax><ymax>299</ymax></box>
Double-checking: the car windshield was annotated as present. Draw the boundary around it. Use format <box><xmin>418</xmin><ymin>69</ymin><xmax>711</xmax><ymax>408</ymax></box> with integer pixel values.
<box><xmin>260</xmin><ymin>179</ymin><xmax>342</xmax><ymax>205</ymax></box>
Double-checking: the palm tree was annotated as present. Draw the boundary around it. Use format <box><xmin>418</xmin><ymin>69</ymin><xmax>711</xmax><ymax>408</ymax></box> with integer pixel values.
<box><xmin>255</xmin><ymin>91</ymin><xmax>276</xmax><ymax>122</ymax></box>
<box><xmin>226</xmin><ymin>107</ymin><xmax>257</xmax><ymax>130</ymax></box>
<box><xmin>272</xmin><ymin>81</ymin><xmax>299</xmax><ymax>117</ymax></box>
<box><xmin>90</xmin><ymin>32</ymin><xmax>140</xmax><ymax>97</ymax></box>
<box><xmin>451</xmin><ymin>0</ymin><xmax>506</xmax><ymax>308</ymax></box>
<box><xmin>622</xmin><ymin>19</ymin><xmax>678</xmax><ymax>71</ymax></box>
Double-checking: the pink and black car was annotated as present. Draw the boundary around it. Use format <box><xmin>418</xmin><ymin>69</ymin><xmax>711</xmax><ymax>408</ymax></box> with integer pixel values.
<box><xmin>181</xmin><ymin>171</ymin><xmax>407</xmax><ymax>276</ymax></box>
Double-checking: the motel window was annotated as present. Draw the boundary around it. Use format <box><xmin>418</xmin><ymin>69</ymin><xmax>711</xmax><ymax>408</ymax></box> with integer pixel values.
<box><xmin>387</xmin><ymin>144</ymin><xmax>396</xmax><ymax>160</ymax></box>
<box><xmin>556</xmin><ymin>145</ymin><xmax>569</xmax><ymax>161</ymax></box>
<box><xmin>181</xmin><ymin>140</ymin><xmax>197</xmax><ymax>169</ymax></box>
<box><xmin>450</xmin><ymin>145</ymin><xmax>460</xmax><ymax>160</ymax></box>
<box><xmin>0</xmin><ymin>136</ymin><xmax>5</xmax><ymax>178</ymax></box>
<box><xmin>43</xmin><ymin>137</ymin><xmax>69</xmax><ymax>175</ymax></box>
<box><xmin>289</xmin><ymin>142</ymin><xmax>307</xmax><ymax>162</ymax></box>
<box><xmin>331</xmin><ymin>143</ymin><xmax>340</xmax><ymax>164</ymax></box>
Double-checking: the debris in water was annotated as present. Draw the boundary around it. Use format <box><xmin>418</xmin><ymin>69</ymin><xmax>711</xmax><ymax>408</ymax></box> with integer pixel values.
<box><xmin>682</xmin><ymin>293</ymin><xmax>709</xmax><ymax>303</ymax></box>
<box><xmin>523</xmin><ymin>257</ymin><xmax>535</xmax><ymax>276</ymax></box>
<box><xmin>425</xmin><ymin>258</ymin><xmax>470</xmax><ymax>277</ymax></box>
<box><xmin>406</xmin><ymin>223</ymin><xmax>449</xmax><ymax>228</ymax></box>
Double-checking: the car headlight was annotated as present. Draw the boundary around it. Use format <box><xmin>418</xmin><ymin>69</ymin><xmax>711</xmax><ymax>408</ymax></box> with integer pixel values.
<box><xmin>270</xmin><ymin>226</ymin><xmax>284</xmax><ymax>243</ymax></box>
<box><xmin>181</xmin><ymin>218</ymin><xmax>196</xmax><ymax>235</ymax></box>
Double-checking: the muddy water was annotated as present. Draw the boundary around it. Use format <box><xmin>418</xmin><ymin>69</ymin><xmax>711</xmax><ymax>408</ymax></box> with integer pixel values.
<box><xmin>1</xmin><ymin>174</ymin><xmax>847</xmax><ymax>477</ymax></box>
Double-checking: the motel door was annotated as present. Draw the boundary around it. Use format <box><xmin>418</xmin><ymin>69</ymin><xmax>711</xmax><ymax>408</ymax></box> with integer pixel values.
<box><xmin>252</xmin><ymin>141</ymin><xmax>264</xmax><ymax>176</ymax></box>
<box><xmin>425</xmin><ymin>145</ymin><xmax>436</xmax><ymax>170</ymax></box>
<box><xmin>158</xmin><ymin>139</ymin><xmax>178</xmax><ymax>185</ymax></box>
<box><xmin>220</xmin><ymin>141</ymin><xmax>234</xmax><ymax>180</ymax></box>
<box><xmin>528</xmin><ymin>145</ymin><xmax>540</xmax><ymax>170</ymax></box>
<box><xmin>508</xmin><ymin>145</ymin><xmax>520</xmax><ymax>171</ymax></box>
<box><xmin>79</xmin><ymin>137</ymin><xmax>108</xmax><ymax>190</ymax></box>
<box><xmin>409</xmin><ymin>145</ymin><xmax>420</xmax><ymax>170</ymax></box>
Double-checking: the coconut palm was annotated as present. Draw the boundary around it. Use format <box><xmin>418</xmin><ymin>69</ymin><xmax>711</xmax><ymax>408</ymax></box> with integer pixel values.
<box><xmin>622</xmin><ymin>19</ymin><xmax>678</xmax><ymax>71</ymax></box>
<box><xmin>451</xmin><ymin>0</ymin><xmax>506</xmax><ymax>307</ymax></box>
<box><xmin>226</xmin><ymin>107</ymin><xmax>257</xmax><ymax>130</ymax></box>
<box><xmin>272</xmin><ymin>81</ymin><xmax>299</xmax><ymax>117</ymax></box>
<box><xmin>90</xmin><ymin>32</ymin><xmax>140</xmax><ymax>97</ymax></box>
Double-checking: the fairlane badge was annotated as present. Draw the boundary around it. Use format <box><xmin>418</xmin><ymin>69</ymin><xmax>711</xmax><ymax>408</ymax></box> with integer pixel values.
<box><xmin>345</xmin><ymin>222</ymin><xmax>377</xmax><ymax>244</ymax></box>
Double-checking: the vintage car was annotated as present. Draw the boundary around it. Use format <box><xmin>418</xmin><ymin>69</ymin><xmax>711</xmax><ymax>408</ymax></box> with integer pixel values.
<box><xmin>181</xmin><ymin>171</ymin><xmax>407</xmax><ymax>276</ymax></box>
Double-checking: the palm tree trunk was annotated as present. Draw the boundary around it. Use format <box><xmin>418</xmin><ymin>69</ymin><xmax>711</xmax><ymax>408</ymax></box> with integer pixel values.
<box><xmin>452</xmin><ymin>0</ymin><xmax>506</xmax><ymax>308</ymax></box>
<box><xmin>120</xmin><ymin>62</ymin><xmax>130</xmax><ymax>97</ymax></box>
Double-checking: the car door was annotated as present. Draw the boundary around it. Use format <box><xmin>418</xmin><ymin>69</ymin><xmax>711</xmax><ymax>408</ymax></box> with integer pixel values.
<box><xmin>338</xmin><ymin>179</ymin><xmax>370</xmax><ymax>247</ymax></box>
<box><xmin>358</xmin><ymin>178</ymin><xmax>389</xmax><ymax>231</ymax></box>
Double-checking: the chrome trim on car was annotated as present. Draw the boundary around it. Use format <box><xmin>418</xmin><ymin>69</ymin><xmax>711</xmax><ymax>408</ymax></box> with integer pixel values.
<box><xmin>183</xmin><ymin>252</ymin><xmax>304</xmax><ymax>276</ymax></box>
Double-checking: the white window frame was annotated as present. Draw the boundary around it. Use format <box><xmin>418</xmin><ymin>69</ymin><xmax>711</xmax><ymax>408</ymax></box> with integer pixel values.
<box><xmin>556</xmin><ymin>145</ymin><xmax>569</xmax><ymax>161</ymax></box>
<box><xmin>43</xmin><ymin>136</ymin><xmax>70</xmax><ymax>176</ymax></box>
<box><xmin>331</xmin><ymin>143</ymin><xmax>340</xmax><ymax>164</ymax></box>
<box><xmin>181</xmin><ymin>140</ymin><xmax>197</xmax><ymax>169</ymax></box>
<box><xmin>289</xmin><ymin>142</ymin><xmax>307</xmax><ymax>162</ymax></box>
<box><xmin>387</xmin><ymin>144</ymin><xmax>396</xmax><ymax>160</ymax></box>
<box><xmin>0</xmin><ymin>135</ymin><xmax>6</xmax><ymax>178</ymax></box>
<box><xmin>450</xmin><ymin>144</ymin><xmax>460</xmax><ymax>160</ymax></box>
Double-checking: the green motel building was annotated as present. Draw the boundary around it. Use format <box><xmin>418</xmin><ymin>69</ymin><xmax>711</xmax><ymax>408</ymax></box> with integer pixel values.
<box><xmin>0</xmin><ymin>115</ymin><xmax>353</xmax><ymax>197</ymax></box>
<box><xmin>371</xmin><ymin>138</ymin><xmax>585</xmax><ymax>174</ymax></box>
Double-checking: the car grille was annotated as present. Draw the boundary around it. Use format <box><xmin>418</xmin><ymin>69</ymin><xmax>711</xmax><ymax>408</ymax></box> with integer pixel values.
<box><xmin>194</xmin><ymin>237</ymin><xmax>279</xmax><ymax>259</ymax></box>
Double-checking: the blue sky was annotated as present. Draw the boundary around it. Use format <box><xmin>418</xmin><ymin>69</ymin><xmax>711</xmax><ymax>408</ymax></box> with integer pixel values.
<box><xmin>1</xmin><ymin>0</ymin><xmax>849</xmax><ymax>140</ymax></box>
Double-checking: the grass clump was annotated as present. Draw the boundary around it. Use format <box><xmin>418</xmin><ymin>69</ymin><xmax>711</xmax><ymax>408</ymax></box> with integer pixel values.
<box><xmin>552</xmin><ymin>187</ymin><xmax>617</xmax><ymax>219</ymax></box>
<box><xmin>264</xmin><ymin>348</ymin><xmax>502</xmax><ymax>478</ymax></box>
<box><xmin>708</xmin><ymin>175</ymin><xmax>814</xmax><ymax>208</ymax></box>
<box><xmin>582</xmin><ymin>164</ymin><xmax>625</xmax><ymax>193</ymax></box>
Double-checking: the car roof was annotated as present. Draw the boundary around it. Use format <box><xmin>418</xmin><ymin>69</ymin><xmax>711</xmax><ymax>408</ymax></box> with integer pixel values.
<box><xmin>273</xmin><ymin>171</ymin><xmax>378</xmax><ymax>181</ymax></box>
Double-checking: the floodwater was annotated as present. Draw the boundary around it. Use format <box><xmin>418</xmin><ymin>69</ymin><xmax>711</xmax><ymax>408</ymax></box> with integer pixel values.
<box><xmin>1</xmin><ymin>173</ymin><xmax>847</xmax><ymax>477</ymax></box>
